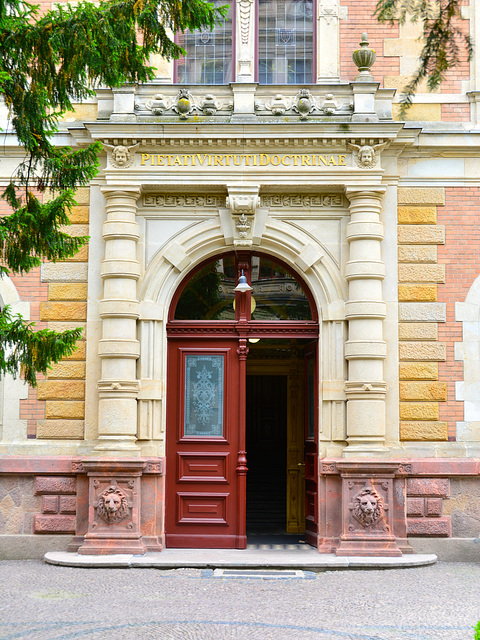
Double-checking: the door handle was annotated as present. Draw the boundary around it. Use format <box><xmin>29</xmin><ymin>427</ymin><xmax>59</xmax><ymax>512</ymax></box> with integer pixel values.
<box><xmin>297</xmin><ymin>462</ymin><xmax>305</xmax><ymax>467</ymax></box>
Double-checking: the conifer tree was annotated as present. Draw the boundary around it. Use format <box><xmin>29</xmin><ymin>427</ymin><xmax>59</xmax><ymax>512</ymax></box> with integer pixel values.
<box><xmin>0</xmin><ymin>0</ymin><xmax>225</xmax><ymax>385</ymax></box>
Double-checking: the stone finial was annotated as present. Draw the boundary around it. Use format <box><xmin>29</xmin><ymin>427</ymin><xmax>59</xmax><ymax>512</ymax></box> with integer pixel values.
<box><xmin>352</xmin><ymin>32</ymin><xmax>376</xmax><ymax>82</ymax></box>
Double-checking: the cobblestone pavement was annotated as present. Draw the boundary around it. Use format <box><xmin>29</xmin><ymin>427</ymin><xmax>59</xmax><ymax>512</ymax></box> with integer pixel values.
<box><xmin>0</xmin><ymin>560</ymin><xmax>479</xmax><ymax>640</ymax></box>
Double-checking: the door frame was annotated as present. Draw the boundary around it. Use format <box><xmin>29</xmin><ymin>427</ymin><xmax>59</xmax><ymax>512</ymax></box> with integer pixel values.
<box><xmin>165</xmin><ymin>252</ymin><xmax>319</xmax><ymax>548</ymax></box>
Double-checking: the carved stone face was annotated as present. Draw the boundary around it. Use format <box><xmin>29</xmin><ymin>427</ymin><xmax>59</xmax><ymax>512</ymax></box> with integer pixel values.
<box><xmin>352</xmin><ymin>487</ymin><xmax>383</xmax><ymax>528</ymax></box>
<box><xmin>113</xmin><ymin>146</ymin><xmax>129</xmax><ymax>166</ymax></box>
<box><xmin>359</xmin><ymin>493</ymin><xmax>377</xmax><ymax>515</ymax></box>
<box><xmin>358</xmin><ymin>146</ymin><xmax>374</xmax><ymax>166</ymax></box>
<box><xmin>104</xmin><ymin>492</ymin><xmax>122</xmax><ymax>513</ymax></box>
<box><xmin>97</xmin><ymin>485</ymin><xmax>129</xmax><ymax>524</ymax></box>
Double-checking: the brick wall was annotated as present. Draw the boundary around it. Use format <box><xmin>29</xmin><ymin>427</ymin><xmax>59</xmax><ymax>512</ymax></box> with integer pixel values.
<box><xmin>340</xmin><ymin>0</ymin><xmax>400</xmax><ymax>86</ymax></box>
<box><xmin>437</xmin><ymin>187</ymin><xmax>480</xmax><ymax>439</ymax></box>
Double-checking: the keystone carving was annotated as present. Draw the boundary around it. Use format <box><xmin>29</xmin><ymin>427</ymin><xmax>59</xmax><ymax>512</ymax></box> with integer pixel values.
<box><xmin>96</xmin><ymin>484</ymin><xmax>129</xmax><ymax>524</ymax></box>
<box><xmin>236</xmin><ymin>213</ymin><xmax>251</xmax><ymax>238</ymax></box>
<box><xmin>351</xmin><ymin>487</ymin><xmax>384</xmax><ymax>528</ymax></box>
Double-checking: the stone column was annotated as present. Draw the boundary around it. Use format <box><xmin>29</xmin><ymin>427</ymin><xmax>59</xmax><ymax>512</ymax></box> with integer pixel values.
<box><xmin>96</xmin><ymin>189</ymin><xmax>141</xmax><ymax>453</ymax></box>
<box><xmin>344</xmin><ymin>188</ymin><xmax>388</xmax><ymax>455</ymax></box>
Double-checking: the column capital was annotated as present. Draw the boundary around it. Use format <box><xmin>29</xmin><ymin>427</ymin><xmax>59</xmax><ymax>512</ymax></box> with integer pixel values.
<box><xmin>100</xmin><ymin>187</ymin><xmax>141</xmax><ymax>200</ymax></box>
<box><xmin>345</xmin><ymin>186</ymin><xmax>386</xmax><ymax>202</ymax></box>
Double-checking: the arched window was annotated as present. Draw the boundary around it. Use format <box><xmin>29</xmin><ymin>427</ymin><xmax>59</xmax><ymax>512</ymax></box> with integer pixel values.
<box><xmin>172</xmin><ymin>253</ymin><xmax>314</xmax><ymax>321</ymax></box>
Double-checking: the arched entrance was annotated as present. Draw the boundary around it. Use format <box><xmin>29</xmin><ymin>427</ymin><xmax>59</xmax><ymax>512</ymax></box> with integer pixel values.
<box><xmin>165</xmin><ymin>252</ymin><xmax>319</xmax><ymax>548</ymax></box>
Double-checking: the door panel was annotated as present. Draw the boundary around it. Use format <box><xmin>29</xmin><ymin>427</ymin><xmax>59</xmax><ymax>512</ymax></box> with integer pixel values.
<box><xmin>304</xmin><ymin>343</ymin><xmax>319</xmax><ymax>547</ymax></box>
<box><xmin>166</xmin><ymin>338</ymin><xmax>241</xmax><ymax>548</ymax></box>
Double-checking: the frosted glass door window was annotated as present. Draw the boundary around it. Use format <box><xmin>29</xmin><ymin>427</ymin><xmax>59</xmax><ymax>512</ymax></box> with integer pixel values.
<box><xmin>258</xmin><ymin>0</ymin><xmax>313</xmax><ymax>84</ymax></box>
<box><xmin>177</xmin><ymin>0</ymin><xmax>233</xmax><ymax>84</ymax></box>
<box><xmin>184</xmin><ymin>355</ymin><xmax>225</xmax><ymax>436</ymax></box>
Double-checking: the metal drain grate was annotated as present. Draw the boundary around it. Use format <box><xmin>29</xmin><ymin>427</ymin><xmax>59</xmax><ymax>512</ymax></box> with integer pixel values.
<box><xmin>202</xmin><ymin>569</ymin><xmax>315</xmax><ymax>579</ymax></box>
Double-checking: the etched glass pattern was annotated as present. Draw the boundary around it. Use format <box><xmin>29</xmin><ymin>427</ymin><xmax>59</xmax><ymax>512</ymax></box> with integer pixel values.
<box><xmin>177</xmin><ymin>0</ymin><xmax>233</xmax><ymax>84</ymax></box>
<box><xmin>184</xmin><ymin>355</ymin><xmax>224</xmax><ymax>436</ymax></box>
<box><xmin>258</xmin><ymin>0</ymin><xmax>313</xmax><ymax>84</ymax></box>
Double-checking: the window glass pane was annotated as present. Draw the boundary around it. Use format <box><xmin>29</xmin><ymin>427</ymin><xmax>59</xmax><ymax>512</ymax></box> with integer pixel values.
<box><xmin>251</xmin><ymin>257</ymin><xmax>312</xmax><ymax>320</ymax></box>
<box><xmin>258</xmin><ymin>0</ymin><xmax>313</xmax><ymax>84</ymax></box>
<box><xmin>174</xmin><ymin>257</ymin><xmax>236</xmax><ymax>320</ymax></box>
<box><xmin>184</xmin><ymin>355</ymin><xmax>224</xmax><ymax>436</ymax></box>
<box><xmin>177</xmin><ymin>0</ymin><xmax>233</xmax><ymax>84</ymax></box>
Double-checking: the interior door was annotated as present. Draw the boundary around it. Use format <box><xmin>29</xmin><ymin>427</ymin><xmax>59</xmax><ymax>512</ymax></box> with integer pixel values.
<box><xmin>304</xmin><ymin>342</ymin><xmax>319</xmax><ymax>547</ymax></box>
<box><xmin>165</xmin><ymin>337</ymin><xmax>243</xmax><ymax>548</ymax></box>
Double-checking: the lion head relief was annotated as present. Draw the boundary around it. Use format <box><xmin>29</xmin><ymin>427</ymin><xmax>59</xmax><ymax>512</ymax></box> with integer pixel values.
<box><xmin>97</xmin><ymin>485</ymin><xmax>129</xmax><ymax>524</ymax></box>
<box><xmin>352</xmin><ymin>487</ymin><xmax>383</xmax><ymax>528</ymax></box>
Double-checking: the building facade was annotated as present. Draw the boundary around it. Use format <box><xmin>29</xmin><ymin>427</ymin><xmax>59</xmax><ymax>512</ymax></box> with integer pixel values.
<box><xmin>1</xmin><ymin>0</ymin><xmax>480</xmax><ymax>559</ymax></box>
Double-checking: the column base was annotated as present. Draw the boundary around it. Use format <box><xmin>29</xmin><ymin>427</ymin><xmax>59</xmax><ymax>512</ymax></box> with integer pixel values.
<box><xmin>94</xmin><ymin>436</ymin><xmax>141</xmax><ymax>455</ymax></box>
<box><xmin>335</xmin><ymin>537</ymin><xmax>402</xmax><ymax>557</ymax></box>
<box><xmin>78</xmin><ymin>536</ymin><xmax>146</xmax><ymax>556</ymax></box>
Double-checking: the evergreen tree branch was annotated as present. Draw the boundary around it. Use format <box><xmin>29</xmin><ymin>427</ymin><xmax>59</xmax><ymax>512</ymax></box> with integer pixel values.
<box><xmin>375</xmin><ymin>0</ymin><xmax>473</xmax><ymax>116</ymax></box>
<box><xmin>0</xmin><ymin>0</ymin><xmax>224</xmax><ymax>384</ymax></box>
<box><xmin>0</xmin><ymin>305</ymin><xmax>83</xmax><ymax>386</ymax></box>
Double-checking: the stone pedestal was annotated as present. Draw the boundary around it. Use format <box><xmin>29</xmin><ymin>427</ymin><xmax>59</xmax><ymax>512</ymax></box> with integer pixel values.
<box><xmin>78</xmin><ymin>459</ymin><xmax>147</xmax><ymax>555</ymax></box>
<box><xmin>319</xmin><ymin>460</ymin><xmax>408</xmax><ymax>557</ymax></box>
<box><xmin>335</xmin><ymin>461</ymin><xmax>403</xmax><ymax>556</ymax></box>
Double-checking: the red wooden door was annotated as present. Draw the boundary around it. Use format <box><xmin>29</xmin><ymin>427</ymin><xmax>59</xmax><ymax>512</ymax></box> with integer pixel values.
<box><xmin>165</xmin><ymin>337</ymin><xmax>243</xmax><ymax>548</ymax></box>
<box><xmin>304</xmin><ymin>343</ymin><xmax>319</xmax><ymax>547</ymax></box>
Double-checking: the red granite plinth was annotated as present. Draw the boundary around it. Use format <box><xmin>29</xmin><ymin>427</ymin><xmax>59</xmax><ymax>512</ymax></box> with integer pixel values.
<box><xmin>319</xmin><ymin>460</ymin><xmax>405</xmax><ymax>557</ymax></box>
<box><xmin>78</xmin><ymin>459</ymin><xmax>147</xmax><ymax>556</ymax></box>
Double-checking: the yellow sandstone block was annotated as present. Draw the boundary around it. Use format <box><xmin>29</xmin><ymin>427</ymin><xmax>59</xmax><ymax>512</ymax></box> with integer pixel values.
<box><xmin>399</xmin><ymin>342</ymin><xmax>446</xmax><ymax>361</ymax></box>
<box><xmin>69</xmin><ymin>206</ymin><xmax>89</xmax><ymax>224</ymax></box>
<box><xmin>399</xmin><ymin>323</ymin><xmax>438</xmax><ymax>341</ymax></box>
<box><xmin>37</xmin><ymin>420</ymin><xmax>84</xmax><ymax>440</ymax></box>
<box><xmin>62</xmin><ymin>342</ymin><xmax>86</xmax><ymax>360</ymax></box>
<box><xmin>400</xmin><ymin>402</ymin><xmax>439</xmax><ymax>420</ymax></box>
<box><xmin>47</xmin><ymin>361</ymin><xmax>86</xmax><ymax>379</ymax></box>
<box><xmin>398</xmin><ymin>188</ymin><xmax>445</xmax><ymax>206</ymax></box>
<box><xmin>64</xmin><ymin>245</ymin><xmax>89</xmax><ymax>262</ymax></box>
<box><xmin>398</xmin><ymin>264</ymin><xmax>445</xmax><ymax>283</ymax></box>
<box><xmin>48</xmin><ymin>284</ymin><xmax>87</xmax><ymax>301</ymax></box>
<box><xmin>399</xmin><ymin>362</ymin><xmax>438</xmax><ymax>380</ymax></box>
<box><xmin>60</xmin><ymin>104</ymin><xmax>98</xmax><ymax>122</ymax></box>
<box><xmin>37</xmin><ymin>380</ymin><xmax>85</xmax><ymax>400</ymax></box>
<box><xmin>74</xmin><ymin>188</ymin><xmax>90</xmax><ymax>205</ymax></box>
<box><xmin>40</xmin><ymin>302</ymin><xmax>87</xmax><ymax>322</ymax></box>
<box><xmin>392</xmin><ymin>103</ymin><xmax>442</xmax><ymax>122</ymax></box>
<box><xmin>398</xmin><ymin>206</ymin><xmax>437</xmax><ymax>225</ymax></box>
<box><xmin>399</xmin><ymin>381</ymin><xmax>447</xmax><ymax>401</ymax></box>
<box><xmin>398</xmin><ymin>245</ymin><xmax>437</xmax><ymax>263</ymax></box>
<box><xmin>400</xmin><ymin>421</ymin><xmax>448</xmax><ymax>441</ymax></box>
<box><xmin>46</xmin><ymin>401</ymin><xmax>85</xmax><ymax>419</ymax></box>
<box><xmin>398</xmin><ymin>284</ymin><xmax>437</xmax><ymax>302</ymax></box>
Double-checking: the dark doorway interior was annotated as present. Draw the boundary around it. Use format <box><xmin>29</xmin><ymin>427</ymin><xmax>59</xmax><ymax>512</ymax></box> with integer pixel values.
<box><xmin>246</xmin><ymin>374</ymin><xmax>288</xmax><ymax>534</ymax></box>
